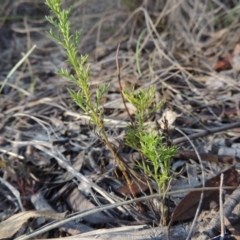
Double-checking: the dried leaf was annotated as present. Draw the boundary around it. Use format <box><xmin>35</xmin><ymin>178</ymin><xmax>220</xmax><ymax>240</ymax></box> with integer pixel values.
<box><xmin>214</xmin><ymin>56</ymin><xmax>231</xmax><ymax>71</ymax></box>
<box><xmin>66</xmin><ymin>188</ymin><xmax>109</xmax><ymax>224</ymax></box>
<box><xmin>157</xmin><ymin>109</ymin><xmax>180</xmax><ymax>129</ymax></box>
<box><xmin>232</xmin><ymin>44</ymin><xmax>240</xmax><ymax>71</ymax></box>
<box><xmin>169</xmin><ymin>166</ymin><xmax>240</xmax><ymax>224</ymax></box>
<box><xmin>205</xmin><ymin>76</ymin><xmax>225</xmax><ymax>90</ymax></box>
<box><xmin>115</xmin><ymin>181</ymin><xmax>149</xmax><ymax>195</ymax></box>
<box><xmin>0</xmin><ymin>210</ymin><xmax>66</xmax><ymax>238</ymax></box>
<box><xmin>218</xmin><ymin>146</ymin><xmax>240</xmax><ymax>158</ymax></box>
<box><xmin>214</xmin><ymin>44</ymin><xmax>240</xmax><ymax>71</ymax></box>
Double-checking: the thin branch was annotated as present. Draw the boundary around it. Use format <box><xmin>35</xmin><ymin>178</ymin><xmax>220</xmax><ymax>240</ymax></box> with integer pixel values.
<box><xmin>173</xmin><ymin>122</ymin><xmax>240</xmax><ymax>145</ymax></box>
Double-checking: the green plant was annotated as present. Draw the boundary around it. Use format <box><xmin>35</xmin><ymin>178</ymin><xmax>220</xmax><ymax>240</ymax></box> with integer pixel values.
<box><xmin>123</xmin><ymin>86</ymin><xmax>177</xmax><ymax>225</ymax></box>
<box><xmin>45</xmin><ymin>0</ymin><xmax>177</xmax><ymax>226</ymax></box>
<box><xmin>45</xmin><ymin>0</ymin><xmax>136</xmax><ymax>195</ymax></box>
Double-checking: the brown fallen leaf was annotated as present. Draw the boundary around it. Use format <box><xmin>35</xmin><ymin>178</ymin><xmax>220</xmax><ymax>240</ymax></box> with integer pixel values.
<box><xmin>0</xmin><ymin>210</ymin><xmax>66</xmax><ymax>239</ymax></box>
<box><xmin>214</xmin><ymin>56</ymin><xmax>231</xmax><ymax>71</ymax></box>
<box><xmin>115</xmin><ymin>180</ymin><xmax>149</xmax><ymax>195</ymax></box>
<box><xmin>168</xmin><ymin>165</ymin><xmax>240</xmax><ymax>228</ymax></box>
<box><xmin>214</xmin><ymin>44</ymin><xmax>240</xmax><ymax>71</ymax></box>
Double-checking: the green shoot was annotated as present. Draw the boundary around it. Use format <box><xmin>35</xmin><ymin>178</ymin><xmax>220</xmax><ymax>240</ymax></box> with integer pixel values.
<box><xmin>45</xmin><ymin>0</ymin><xmax>109</xmax><ymax>137</ymax></box>
<box><xmin>124</xmin><ymin>86</ymin><xmax>177</xmax><ymax>225</ymax></box>
<box><xmin>45</xmin><ymin>0</ymin><xmax>135</xmax><ymax>197</ymax></box>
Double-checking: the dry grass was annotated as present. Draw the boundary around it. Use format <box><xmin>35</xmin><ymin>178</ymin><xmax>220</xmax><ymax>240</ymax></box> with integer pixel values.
<box><xmin>0</xmin><ymin>0</ymin><xmax>240</xmax><ymax>239</ymax></box>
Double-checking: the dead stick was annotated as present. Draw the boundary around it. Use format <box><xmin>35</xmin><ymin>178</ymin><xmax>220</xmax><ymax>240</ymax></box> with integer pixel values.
<box><xmin>173</xmin><ymin>122</ymin><xmax>240</xmax><ymax>144</ymax></box>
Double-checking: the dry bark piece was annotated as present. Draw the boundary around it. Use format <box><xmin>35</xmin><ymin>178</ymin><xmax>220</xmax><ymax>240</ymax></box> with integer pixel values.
<box><xmin>173</xmin><ymin>122</ymin><xmax>240</xmax><ymax>145</ymax></box>
<box><xmin>177</xmin><ymin>149</ymin><xmax>240</xmax><ymax>165</ymax></box>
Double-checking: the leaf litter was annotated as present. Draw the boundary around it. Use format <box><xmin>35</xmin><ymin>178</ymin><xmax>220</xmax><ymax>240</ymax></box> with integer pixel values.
<box><xmin>0</xmin><ymin>0</ymin><xmax>240</xmax><ymax>239</ymax></box>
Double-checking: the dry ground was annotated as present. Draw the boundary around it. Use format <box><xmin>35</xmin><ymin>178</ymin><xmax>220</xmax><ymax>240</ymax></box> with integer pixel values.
<box><xmin>0</xmin><ymin>0</ymin><xmax>240</xmax><ymax>239</ymax></box>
